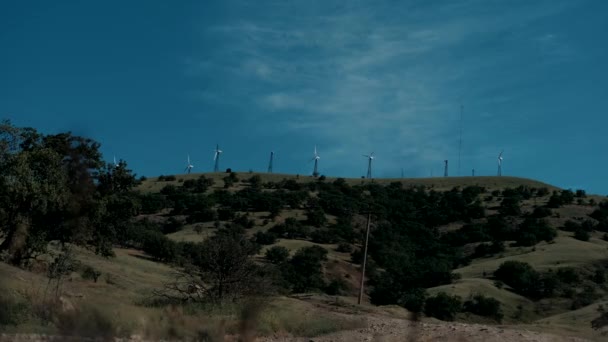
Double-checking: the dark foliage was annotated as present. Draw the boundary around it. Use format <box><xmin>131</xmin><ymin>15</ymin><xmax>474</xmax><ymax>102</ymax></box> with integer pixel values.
<box><xmin>265</xmin><ymin>246</ymin><xmax>290</xmax><ymax>264</ymax></box>
<box><xmin>463</xmin><ymin>294</ymin><xmax>503</xmax><ymax>322</ymax></box>
<box><xmin>424</xmin><ymin>292</ymin><xmax>462</xmax><ymax>321</ymax></box>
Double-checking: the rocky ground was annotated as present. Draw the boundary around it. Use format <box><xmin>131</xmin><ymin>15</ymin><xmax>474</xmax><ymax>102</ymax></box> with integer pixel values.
<box><xmin>259</xmin><ymin>315</ymin><xmax>593</xmax><ymax>342</ymax></box>
<box><xmin>0</xmin><ymin>319</ymin><xmax>596</xmax><ymax>342</ymax></box>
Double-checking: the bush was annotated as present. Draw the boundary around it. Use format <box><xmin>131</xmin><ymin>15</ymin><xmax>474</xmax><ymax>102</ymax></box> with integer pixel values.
<box><xmin>554</xmin><ymin>267</ymin><xmax>579</xmax><ymax>284</ymax></box>
<box><xmin>142</xmin><ymin>231</ymin><xmax>178</xmax><ymax>262</ymax></box>
<box><xmin>562</xmin><ymin>220</ymin><xmax>581</xmax><ymax>232</ymax></box>
<box><xmin>424</xmin><ymin>292</ymin><xmax>462</xmax><ymax>321</ymax></box>
<box><xmin>571</xmin><ymin>285</ymin><xmax>598</xmax><ymax>310</ymax></box>
<box><xmin>397</xmin><ymin>288</ymin><xmax>427</xmax><ymax>313</ymax></box>
<box><xmin>531</xmin><ymin>207</ymin><xmax>552</xmax><ymax>218</ymax></box>
<box><xmin>336</xmin><ymin>242</ymin><xmax>353</xmax><ymax>253</ymax></box>
<box><xmin>0</xmin><ymin>293</ymin><xmax>29</xmax><ymax>326</ymax></box>
<box><xmin>324</xmin><ymin>278</ymin><xmax>348</xmax><ymax>295</ymax></box>
<box><xmin>233</xmin><ymin>214</ymin><xmax>255</xmax><ymax>229</ymax></box>
<box><xmin>253</xmin><ymin>231</ymin><xmax>277</xmax><ymax>245</ymax></box>
<box><xmin>162</xmin><ymin>217</ymin><xmax>184</xmax><ymax>234</ymax></box>
<box><xmin>283</xmin><ymin>246</ymin><xmax>328</xmax><ymax>293</ymax></box>
<box><xmin>217</xmin><ymin>207</ymin><xmax>235</xmax><ymax>221</ymax></box>
<box><xmin>311</xmin><ymin>229</ymin><xmax>339</xmax><ymax>244</ymax></box>
<box><xmin>265</xmin><ymin>246</ymin><xmax>290</xmax><ymax>264</ymax></box>
<box><xmin>494</xmin><ymin>261</ymin><xmax>541</xmax><ymax>298</ymax></box>
<box><xmin>463</xmin><ymin>294</ymin><xmax>503</xmax><ymax>322</ymax></box>
<box><xmin>81</xmin><ymin>265</ymin><xmax>102</xmax><ymax>283</ymax></box>
<box><xmin>536</xmin><ymin>187</ymin><xmax>549</xmax><ymax>197</ymax></box>
<box><xmin>573</xmin><ymin>229</ymin><xmax>590</xmax><ymax>241</ymax></box>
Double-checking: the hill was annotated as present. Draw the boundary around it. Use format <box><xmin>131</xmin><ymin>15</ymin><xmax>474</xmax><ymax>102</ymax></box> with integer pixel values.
<box><xmin>1</xmin><ymin>122</ymin><xmax>608</xmax><ymax>341</ymax></box>
<box><xmin>137</xmin><ymin>172</ymin><xmax>559</xmax><ymax>194</ymax></box>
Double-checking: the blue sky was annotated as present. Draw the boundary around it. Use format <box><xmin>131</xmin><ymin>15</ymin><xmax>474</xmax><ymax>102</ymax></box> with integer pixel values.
<box><xmin>1</xmin><ymin>0</ymin><xmax>607</xmax><ymax>194</ymax></box>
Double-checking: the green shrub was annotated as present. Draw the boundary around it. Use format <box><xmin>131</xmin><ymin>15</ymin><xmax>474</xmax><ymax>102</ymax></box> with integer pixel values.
<box><xmin>253</xmin><ymin>231</ymin><xmax>277</xmax><ymax>245</ymax></box>
<box><xmin>531</xmin><ymin>207</ymin><xmax>552</xmax><ymax>218</ymax></box>
<box><xmin>0</xmin><ymin>293</ymin><xmax>29</xmax><ymax>326</ymax></box>
<box><xmin>494</xmin><ymin>261</ymin><xmax>541</xmax><ymax>298</ymax></box>
<box><xmin>324</xmin><ymin>278</ymin><xmax>348</xmax><ymax>295</ymax></box>
<box><xmin>311</xmin><ymin>229</ymin><xmax>339</xmax><ymax>244</ymax></box>
<box><xmin>424</xmin><ymin>292</ymin><xmax>462</xmax><ymax>321</ymax></box>
<box><xmin>556</xmin><ymin>267</ymin><xmax>580</xmax><ymax>284</ymax></box>
<box><xmin>282</xmin><ymin>246</ymin><xmax>328</xmax><ymax>293</ymax></box>
<box><xmin>265</xmin><ymin>246</ymin><xmax>290</xmax><ymax>264</ymax></box>
<box><xmin>574</xmin><ymin>229</ymin><xmax>590</xmax><ymax>241</ymax></box>
<box><xmin>336</xmin><ymin>242</ymin><xmax>353</xmax><ymax>253</ymax></box>
<box><xmin>463</xmin><ymin>294</ymin><xmax>503</xmax><ymax>322</ymax></box>
<box><xmin>81</xmin><ymin>265</ymin><xmax>102</xmax><ymax>283</ymax></box>
<box><xmin>397</xmin><ymin>288</ymin><xmax>427</xmax><ymax>313</ymax></box>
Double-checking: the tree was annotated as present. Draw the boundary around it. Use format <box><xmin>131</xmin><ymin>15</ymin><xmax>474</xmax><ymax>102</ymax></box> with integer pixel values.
<box><xmin>195</xmin><ymin>233</ymin><xmax>262</xmax><ymax>300</ymax></box>
<box><xmin>463</xmin><ymin>294</ymin><xmax>503</xmax><ymax>322</ymax></box>
<box><xmin>574</xmin><ymin>229</ymin><xmax>590</xmax><ymax>241</ymax></box>
<box><xmin>424</xmin><ymin>292</ymin><xmax>462</xmax><ymax>321</ymax></box>
<box><xmin>494</xmin><ymin>261</ymin><xmax>541</xmax><ymax>298</ymax></box>
<box><xmin>282</xmin><ymin>246</ymin><xmax>328</xmax><ymax>293</ymax></box>
<box><xmin>265</xmin><ymin>246</ymin><xmax>290</xmax><ymax>264</ymax></box>
<box><xmin>0</xmin><ymin>124</ymin><xmax>71</xmax><ymax>263</ymax></box>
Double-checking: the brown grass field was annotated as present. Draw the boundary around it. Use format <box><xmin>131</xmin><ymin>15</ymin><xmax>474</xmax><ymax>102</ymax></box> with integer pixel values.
<box><xmin>2</xmin><ymin>173</ymin><xmax>608</xmax><ymax>341</ymax></box>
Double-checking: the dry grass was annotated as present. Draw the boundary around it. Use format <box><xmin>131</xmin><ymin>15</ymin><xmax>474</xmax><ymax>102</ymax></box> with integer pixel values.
<box><xmin>137</xmin><ymin>172</ymin><xmax>561</xmax><ymax>194</ymax></box>
<box><xmin>428</xmin><ymin>278</ymin><xmax>535</xmax><ymax>322</ymax></box>
<box><xmin>0</xmin><ymin>247</ymin><xmax>366</xmax><ymax>340</ymax></box>
<box><xmin>516</xmin><ymin>300</ymin><xmax>608</xmax><ymax>341</ymax></box>
<box><xmin>454</xmin><ymin>233</ymin><xmax>608</xmax><ymax>279</ymax></box>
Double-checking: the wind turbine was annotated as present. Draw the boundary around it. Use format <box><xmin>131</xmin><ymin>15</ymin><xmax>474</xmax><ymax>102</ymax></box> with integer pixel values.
<box><xmin>444</xmin><ymin>160</ymin><xmax>448</xmax><ymax>177</ymax></box>
<box><xmin>497</xmin><ymin>150</ymin><xmax>504</xmax><ymax>176</ymax></box>
<box><xmin>213</xmin><ymin>144</ymin><xmax>222</xmax><ymax>172</ymax></box>
<box><xmin>268</xmin><ymin>151</ymin><xmax>274</xmax><ymax>173</ymax></box>
<box><xmin>363</xmin><ymin>152</ymin><xmax>375</xmax><ymax>179</ymax></box>
<box><xmin>310</xmin><ymin>145</ymin><xmax>320</xmax><ymax>177</ymax></box>
<box><xmin>185</xmin><ymin>154</ymin><xmax>194</xmax><ymax>174</ymax></box>
<box><xmin>113</xmin><ymin>156</ymin><xmax>118</xmax><ymax>168</ymax></box>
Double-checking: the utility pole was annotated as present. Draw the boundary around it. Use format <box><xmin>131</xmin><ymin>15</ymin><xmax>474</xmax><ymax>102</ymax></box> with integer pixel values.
<box><xmin>358</xmin><ymin>211</ymin><xmax>372</xmax><ymax>305</ymax></box>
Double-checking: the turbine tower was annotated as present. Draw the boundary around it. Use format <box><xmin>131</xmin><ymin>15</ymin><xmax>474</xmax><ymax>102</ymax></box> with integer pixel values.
<box><xmin>363</xmin><ymin>152</ymin><xmax>375</xmax><ymax>179</ymax></box>
<box><xmin>185</xmin><ymin>154</ymin><xmax>194</xmax><ymax>174</ymax></box>
<box><xmin>213</xmin><ymin>144</ymin><xmax>222</xmax><ymax>172</ymax></box>
<box><xmin>497</xmin><ymin>150</ymin><xmax>504</xmax><ymax>176</ymax></box>
<box><xmin>444</xmin><ymin>160</ymin><xmax>448</xmax><ymax>177</ymax></box>
<box><xmin>310</xmin><ymin>145</ymin><xmax>320</xmax><ymax>177</ymax></box>
<box><xmin>268</xmin><ymin>151</ymin><xmax>274</xmax><ymax>173</ymax></box>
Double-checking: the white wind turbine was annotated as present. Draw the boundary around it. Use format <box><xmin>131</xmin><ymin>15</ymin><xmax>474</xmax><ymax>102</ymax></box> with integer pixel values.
<box><xmin>185</xmin><ymin>154</ymin><xmax>194</xmax><ymax>174</ymax></box>
<box><xmin>213</xmin><ymin>144</ymin><xmax>222</xmax><ymax>172</ymax></box>
<box><xmin>363</xmin><ymin>152</ymin><xmax>375</xmax><ymax>179</ymax></box>
<box><xmin>310</xmin><ymin>145</ymin><xmax>320</xmax><ymax>177</ymax></box>
<box><xmin>113</xmin><ymin>156</ymin><xmax>118</xmax><ymax>168</ymax></box>
<box><xmin>497</xmin><ymin>150</ymin><xmax>504</xmax><ymax>176</ymax></box>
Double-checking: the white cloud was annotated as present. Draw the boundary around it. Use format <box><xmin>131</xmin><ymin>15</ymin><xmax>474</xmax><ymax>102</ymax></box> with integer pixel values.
<box><xmin>186</xmin><ymin>0</ymin><xmax>576</xmax><ymax>176</ymax></box>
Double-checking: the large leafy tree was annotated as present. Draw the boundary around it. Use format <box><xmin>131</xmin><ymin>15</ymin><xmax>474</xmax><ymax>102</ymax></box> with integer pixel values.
<box><xmin>0</xmin><ymin>120</ymin><xmax>137</xmax><ymax>263</ymax></box>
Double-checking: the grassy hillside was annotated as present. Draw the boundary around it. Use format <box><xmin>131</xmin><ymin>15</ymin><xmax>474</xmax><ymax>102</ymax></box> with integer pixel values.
<box><xmin>137</xmin><ymin>172</ymin><xmax>560</xmax><ymax>194</ymax></box>
<box><xmin>3</xmin><ymin>168</ymin><xmax>608</xmax><ymax>341</ymax></box>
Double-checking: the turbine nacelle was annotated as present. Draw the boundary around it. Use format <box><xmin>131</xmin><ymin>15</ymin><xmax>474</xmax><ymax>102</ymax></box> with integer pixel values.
<box><xmin>311</xmin><ymin>145</ymin><xmax>320</xmax><ymax>161</ymax></box>
<box><xmin>185</xmin><ymin>154</ymin><xmax>194</xmax><ymax>173</ymax></box>
<box><xmin>213</xmin><ymin>145</ymin><xmax>223</xmax><ymax>161</ymax></box>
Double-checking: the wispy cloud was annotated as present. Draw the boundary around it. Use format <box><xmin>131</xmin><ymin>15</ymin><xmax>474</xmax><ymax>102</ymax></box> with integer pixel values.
<box><xmin>186</xmin><ymin>0</ymin><xmax>577</xmax><ymax>177</ymax></box>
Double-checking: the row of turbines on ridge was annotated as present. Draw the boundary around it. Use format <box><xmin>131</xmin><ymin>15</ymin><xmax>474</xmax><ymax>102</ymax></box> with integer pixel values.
<box><xmin>113</xmin><ymin>145</ymin><xmax>505</xmax><ymax>179</ymax></box>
